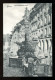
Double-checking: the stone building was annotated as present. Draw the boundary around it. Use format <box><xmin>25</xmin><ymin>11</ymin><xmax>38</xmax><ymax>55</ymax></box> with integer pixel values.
<box><xmin>10</xmin><ymin>3</ymin><xmax>52</xmax><ymax>64</ymax></box>
<box><xmin>30</xmin><ymin>3</ymin><xmax>52</xmax><ymax>64</ymax></box>
<box><xmin>29</xmin><ymin>3</ymin><xmax>52</xmax><ymax>53</ymax></box>
<box><xmin>10</xmin><ymin>20</ymin><xmax>25</xmax><ymax>57</ymax></box>
<box><xmin>28</xmin><ymin>3</ymin><xmax>52</xmax><ymax>59</ymax></box>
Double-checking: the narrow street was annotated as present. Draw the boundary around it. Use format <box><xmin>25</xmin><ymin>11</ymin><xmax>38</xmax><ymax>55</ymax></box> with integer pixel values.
<box><xmin>3</xmin><ymin>3</ymin><xmax>52</xmax><ymax>77</ymax></box>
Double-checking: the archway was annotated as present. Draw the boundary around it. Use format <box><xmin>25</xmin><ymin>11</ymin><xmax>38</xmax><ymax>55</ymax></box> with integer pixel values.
<box><xmin>49</xmin><ymin>39</ymin><xmax>52</xmax><ymax>52</ymax></box>
<box><xmin>38</xmin><ymin>40</ymin><xmax>41</xmax><ymax>48</ymax></box>
<box><xmin>44</xmin><ymin>40</ymin><xmax>48</xmax><ymax>52</ymax></box>
<box><xmin>41</xmin><ymin>40</ymin><xmax>44</xmax><ymax>51</ymax></box>
<box><xmin>46</xmin><ymin>40</ymin><xmax>48</xmax><ymax>51</ymax></box>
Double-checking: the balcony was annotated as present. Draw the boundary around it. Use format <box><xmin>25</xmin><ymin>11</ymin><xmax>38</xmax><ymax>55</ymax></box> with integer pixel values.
<box><xmin>38</xmin><ymin>34</ymin><xmax>43</xmax><ymax>39</ymax></box>
<box><xmin>32</xmin><ymin>37</ymin><xmax>38</xmax><ymax>41</ymax></box>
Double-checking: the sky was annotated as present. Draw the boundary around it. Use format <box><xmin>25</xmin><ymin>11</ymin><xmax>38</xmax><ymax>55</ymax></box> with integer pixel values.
<box><xmin>3</xmin><ymin>3</ymin><xmax>36</xmax><ymax>35</ymax></box>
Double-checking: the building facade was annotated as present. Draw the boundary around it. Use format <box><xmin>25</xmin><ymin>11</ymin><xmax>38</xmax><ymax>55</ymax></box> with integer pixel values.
<box><xmin>28</xmin><ymin>3</ymin><xmax>52</xmax><ymax>64</ymax></box>
<box><xmin>29</xmin><ymin>3</ymin><xmax>52</xmax><ymax>54</ymax></box>
<box><xmin>10</xmin><ymin>3</ymin><xmax>52</xmax><ymax>64</ymax></box>
<box><xmin>10</xmin><ymin>21</ymin><xmax>25</xmax><ymax>57</ymax></box>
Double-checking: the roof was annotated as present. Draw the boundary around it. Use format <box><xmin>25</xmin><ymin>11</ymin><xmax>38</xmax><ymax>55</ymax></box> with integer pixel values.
<box><xmin>19</xmin><ymin>19</ymin><xmax>25</xmax><ymax>25</ymax></box>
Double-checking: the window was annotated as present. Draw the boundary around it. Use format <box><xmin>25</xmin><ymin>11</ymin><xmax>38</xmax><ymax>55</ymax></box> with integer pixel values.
<box><xmin>51</xmin><ymin>13</ymin><xmax>52</xmax><ymax>24</ymax></box>
<box><xmin>47</xmin><ymin>13</ymin><xmax>51</xmax><ymax>24</ymax></box>
<box><xmin>42</xmin><ymin>5</ymin><xmax>46</xmax><ymax>13</ymax></box>
<box><xmin>46</xmin><ymin>3</ymin><xmax>49</xmax><ymax>13</ymax></box>
<box><xmin>40</xmin><ymin>19</ymin><xmax>43</xmax><ymax>27</ymax></box>
<box><xmin>44</xmin><ymin>13</ymin><xmax>47</xmax><ymax>25</ymax></box>
<box><xmin>41</xmin><ymin>40</ymin><xmax>44</xmax><ymax>51</ymax></box>
<box><xmin>48</xmin><ymin>14</ymin><xmax>51</xmax><ymax>23</ymax></box>
<box><xmin>46</xmin><ymin>40</ymin><xmax>48</xmax><ymax>51</ymax></box>
<box><xmin>45</xmin><ymin>28</ymin><xmax>47</xmax><ymax>37</ymax></box>
<box><xmin>48</xmin><ymin>26</ymin><xmax>51</xmax><ymax>36</ymax></box>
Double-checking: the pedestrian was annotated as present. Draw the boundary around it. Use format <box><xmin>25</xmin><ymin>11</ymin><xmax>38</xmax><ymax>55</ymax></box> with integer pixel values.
<box><xmin>28</xmin><ymin>57</ymin><xmax>34</xmax><ymax>76</ymax></box>
<box><xmin>22</xmin><ymin>56</ymin><xmax>26</xmax><ymax>71</ymax></box>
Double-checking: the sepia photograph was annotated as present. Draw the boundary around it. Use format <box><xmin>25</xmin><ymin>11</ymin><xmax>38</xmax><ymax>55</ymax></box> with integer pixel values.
<box><xmin>3</xmin><ymin>3</ymin><xmax>52</xmax><ymax>77</ymax></box>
